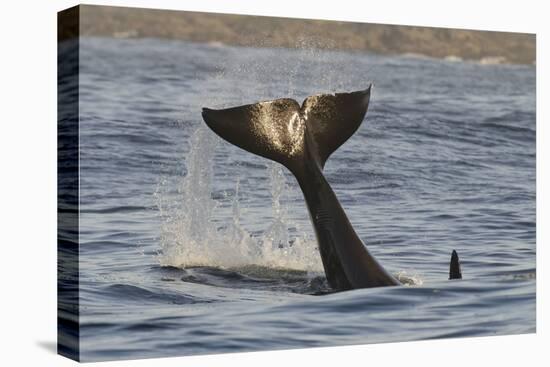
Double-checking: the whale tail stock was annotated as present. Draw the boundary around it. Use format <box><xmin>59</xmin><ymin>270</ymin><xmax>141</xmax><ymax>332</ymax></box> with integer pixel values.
<box><xmin>202</xmin><ymin>86</ymin><xmax>400</xmax><ymax>290</ymax></box>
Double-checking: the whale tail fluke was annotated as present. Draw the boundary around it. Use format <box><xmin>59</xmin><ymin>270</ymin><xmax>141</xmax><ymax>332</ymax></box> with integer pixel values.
<box><xmin>449</xmin><ymin>250</ymin><xmax>462</xmax><ymax>280</ymax></box>
<box><xmin>201</xmin><ymin>86</ymin><xmax>371</xmax><ymax>173</ymax></box>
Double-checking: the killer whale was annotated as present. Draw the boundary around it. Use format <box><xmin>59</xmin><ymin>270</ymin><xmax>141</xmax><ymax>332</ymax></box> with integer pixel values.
<box><xmin>202</xmin><ymin>86</ymin><xmax>399</xmax><ymax>290</ymax></box>
<box><xmin>202</xmin><ymin>86</ymin><xmax>461</xmax><ymax>290</ymax></box>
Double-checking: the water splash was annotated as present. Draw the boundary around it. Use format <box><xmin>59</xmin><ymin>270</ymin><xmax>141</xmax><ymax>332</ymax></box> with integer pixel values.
<box><xmin>256</xmin><ymin>163</ymin><xmax>319</xmax><ymax>270</ymax></box>
<box><xmin>395</xmin><ymin>271</ymin><xmax>424</xmax><ymax>286</ymax></box>
<box><xmin>261</xmin><ymin>163</ymin><xmax>290</xmax><ymax>253</ymax></box>
<box><xmin>157</xmin><ymin>126</ymin><xmax>322</xmax><ymax>273</ymax></box>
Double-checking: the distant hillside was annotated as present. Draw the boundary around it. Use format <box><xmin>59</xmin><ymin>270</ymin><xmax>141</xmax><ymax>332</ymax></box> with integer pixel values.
<box><xmin>62</xmin><ymin>5</ymin><xmax>535</xmax><ymax>65</ymax></box>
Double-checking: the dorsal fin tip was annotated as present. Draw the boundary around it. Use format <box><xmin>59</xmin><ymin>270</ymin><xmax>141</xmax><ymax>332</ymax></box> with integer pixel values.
<box><xmin>449</xmin><ymin>249</ymin><xmax>462</xmax><ymax>280</ymax></box>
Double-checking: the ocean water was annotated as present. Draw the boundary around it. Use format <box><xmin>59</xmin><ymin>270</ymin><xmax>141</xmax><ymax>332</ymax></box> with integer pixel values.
<box><xmin>70</xmin><ymin>37</ymin><xmax>534</xmax><ymax>361</ymax></box>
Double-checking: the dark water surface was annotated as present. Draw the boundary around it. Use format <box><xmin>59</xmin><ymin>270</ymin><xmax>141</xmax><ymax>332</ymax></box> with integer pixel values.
<box><xmin>73</xmin><ymin>37</ymin><xmax>535</xmax><ymax>361</ymax></box>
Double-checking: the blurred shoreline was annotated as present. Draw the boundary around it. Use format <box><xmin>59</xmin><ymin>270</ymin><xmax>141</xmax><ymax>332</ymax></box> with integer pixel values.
<box><xmin>62</xmin><ymin>5</ymin><xmax>535</xmax><ymax>65</ymax></box>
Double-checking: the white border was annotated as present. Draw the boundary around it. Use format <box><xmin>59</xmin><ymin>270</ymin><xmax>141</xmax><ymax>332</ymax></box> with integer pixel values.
<box><xmin>1</xmin><ymin>1</ymin><xmax>546</xmax><ymax>366</ymax></box>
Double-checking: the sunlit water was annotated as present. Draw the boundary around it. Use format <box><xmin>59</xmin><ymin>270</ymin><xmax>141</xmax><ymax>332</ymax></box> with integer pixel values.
<box><xmin>70</xmin><ymin>37</ymin><xmax>535</xmax><ymax>361</ymax></box>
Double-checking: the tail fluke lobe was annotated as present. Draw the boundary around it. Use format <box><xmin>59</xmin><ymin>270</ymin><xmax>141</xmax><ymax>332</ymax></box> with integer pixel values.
<box><xmin>202</xmin><ymin>98</ymin><xmax>304</xmax><ymax>171</ymax></box>
<box><xmin>201</xmin><ymin>87</ymin><xmax>372</xmax><ymax>173</ymax></box>
<box><xmin>301</xmin><ymin>87</ymin><xmax>371</xmax><ymax>168</ymax></box>
<box><xmin>449</xmin><ymin>250</ymin><xmax>462</xmax><ymax>280</ymax></box>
